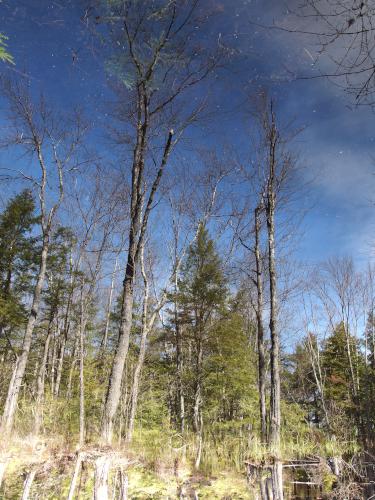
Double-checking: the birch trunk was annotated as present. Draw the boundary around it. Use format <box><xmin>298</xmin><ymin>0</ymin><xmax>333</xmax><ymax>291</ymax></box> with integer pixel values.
<box><xmin>55</xmin><ymin>254</ymin><xmax>74</xmax><ymax>397</ymax></box>
<box><xmin>127</xmin><ymin>248</ymin><xmax>149</xmax><ymax>443</ymax></box>
<box><xmin>79</xmin><ymin>292</ymin><xmax>88</xmax><ymax>447</ymax></box>
<box><xmin>254</xmin><ymin>205</ymin><xmax>267</xmax><ymax>443</ymax></box>
<box><xmin>193</xmin><ymin>337</ymin><xmax>203</xmax><ymax>469</ymax></box>
<box><xmin>50</xmin><ymin>326</ymin><xmax>58</xmax><ymax>396</ymax></box>
<box><xmin>66</xmin><ymin>335</ymin><xmax>78</xmax><ymax>400</ymax></box>
<box><xmin>94</xmin><ymin>456</ymin><xmax>111</xmax><ymax>500</ymax></box>
<box><xmin>266</xmin><ymin>110</ymin><xmax>283</xmax><ymax>500</ymax></box>
<box><xmin>175</xmin><ymin>271</ymin><xmax>185</xmax><ymax>434</ymax></box>
<box><xmin>119</xmin><ymin>469</ymin><xmax>128</xmax><ymax>500</ymax></box>
<box><xmin>54</xmin><ymin>334</ymin><xmax>66</xmax><ymax>398</ymax></box>
<box><xmin>67</xmin><ymin>452</ymin><xmax>84</xmax><ymax>500</ymax></box>
<box><xmin>101</xmin><ymin>258</ymin><xmax>118</xmax><ymax>351</ymax></box>
<box><xmin>101</xmin><ymin>263</ymin><xmax>135</xmax><ymax>444</ymax></box>
<box><xmin>21</xmin><ymin>469</ymin><xmax>36</xmax><ymax>500</ymax></box>
<box><xmin>1</xmin><ymin>236</ymin><xmax>49</xmax><ymax>434</ymax></box>
<box><xmin>101</xmin><ymin>129</ymin><xmax>173</xmax><ymax>444</ymax></box>
<box><xmin>34</xmin><ymin>313</ymin><xmax>55</xmax><ymax>434</ymax></box>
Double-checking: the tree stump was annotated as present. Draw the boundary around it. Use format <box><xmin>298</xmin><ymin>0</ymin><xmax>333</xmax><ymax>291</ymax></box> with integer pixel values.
<box><xmin>67</xmin><ymin>452</ymin><xmax>84</xmax><ymax>500</ymax></box>
<box><xmin>94</xmin><ymin>455</ymin><xmax>111</xmax><ymax>500</ymax></box>
<box><xmin>21</xmin><ymin>469</ymin><xmax>36</xmax><ymax>500</ymax></box>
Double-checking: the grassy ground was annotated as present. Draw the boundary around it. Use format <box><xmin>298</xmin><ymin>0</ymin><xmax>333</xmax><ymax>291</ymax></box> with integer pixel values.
<box><xmin>0</xmin><ymin>435</ymin><xmax>253</xmax><ymax>499</ymax></box>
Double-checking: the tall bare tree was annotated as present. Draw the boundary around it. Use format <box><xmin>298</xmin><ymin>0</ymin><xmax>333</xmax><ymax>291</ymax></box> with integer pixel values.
<box><xmin>0</xmin><ymin>79</ymin><xmax>86</xmax><ymax>434</ymax></box>
<box><xmin>96</xmin><ymin>0</ymin><xmax>221</xmax><ymax>444</ymax></box>
<box><xmin>255</xmin><ymin>93</ymin><xmax>299</xmax><ymax>500</ymax></box>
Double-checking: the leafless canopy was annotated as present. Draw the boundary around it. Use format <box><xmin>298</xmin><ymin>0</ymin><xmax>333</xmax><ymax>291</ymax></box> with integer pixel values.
<box><xmin>288</xmin><ymin>1</ymin><xmax>375</xmax><ymax>104</ymax></box>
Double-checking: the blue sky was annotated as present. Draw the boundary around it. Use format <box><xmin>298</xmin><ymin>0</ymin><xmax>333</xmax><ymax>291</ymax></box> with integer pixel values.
<box><xmin>1</xmin><ymin>0</ymin><xmax>375</xmax><ymax>266</ymax></box>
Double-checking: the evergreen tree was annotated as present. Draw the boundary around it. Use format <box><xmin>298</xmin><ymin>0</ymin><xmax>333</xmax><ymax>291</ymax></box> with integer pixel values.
<box><xmin>0</xmin><ymin>190</ymin><xmax>38</xmax><ymax>344</ymax></box>
<box><xmin>205</xmin><ymin>311</ymin><xmax>257</xmax><ymax>423</ymax></box>
<box><xmin>321</xmin><ymin>322</ymin><xmax>362</xmax><ymax>427</ymax></box>
<box><xmin>286</xmin><ymin>337</ymin><xmax>320</xmax><ymax>425</ymax></box>
<box><xmin>175</xmin><ymin>224</ymin><xmax>227</xmax><ymax>466</ymax></box>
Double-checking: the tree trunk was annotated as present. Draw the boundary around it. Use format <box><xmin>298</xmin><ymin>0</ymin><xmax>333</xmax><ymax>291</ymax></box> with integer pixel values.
<box><xmin>193</xmin><ymin>337</ymin><xmax>203</xmax><ymax>469</ymax></box>
<box><xmin>79</xmin><ymin>293</ymin><xmax>87</xmax><ymax>447</ymax></box>
<box><xmin>67</xmin><ymin>452</ymin><xmax>84</xmax><ymax>500</ymax></box>
<box><xmin>66</xmin><ymin>335</ymin><xmax>78</xmax><ymax>400</ymax></box>
<box><xmin>127</xmin><ymin>249</ymin><xmax>149</xmax><ymax>443</ymax></box>
<box><xmin>54</xmin><ymin>334</ymin><xmax>66</xmax><ymax>398</ymax></box>
<box><xmin>21</xmin><ymin>469</ymin><xmax>36</xmax><ymax>500</ymax></box>
<box><xmin>174</xmin><ymin>272</ymin><xmax>185</xmax><ymax>434</ymax></box>
<box><xmin>94</xmin><ymin>456</ymin><xmax>111</xmax><ymax>500</ymax></box>
<box><xmin>101</xmin><ymin>121</ymin><xmax>173</xmax><ymax>445</ymax></box>
<box><xmin>50</xmin><ymin>325</ymin><xmax>58</xmax><ymax>396</ymax></box>
<box><xmin>34</xmin><ymin>313</ymin><xmax>55</xmax><ymax>434</ymax></box>
<box><xmin>55</xmin><ymin>260</ymin><xmax>74</xmax><ymax>398</ymax></box>
<box><xmin>254</xmin><ymin>205</ymin><xmax>267</xmax><ymax>443</ymax></box>
<box><xmin>101</xmin><ymin>255</ymin><xmax>136</xmax><ymax>444</ymax></box>
<box><xmin>119</xmin><ymin>469</ymin><xmax>128</xmax><ymax>500</ymax></box>
<box><xmin>101</xmin><ymin>257</ymin><xmax>118</xmax><ymax>351</ymax></box>
<box><xmin>266</xmin><ymin>114</ymin><xmax>283</xmax><ymax>500</ymax></box>
<box><xmin>193</xmin><ymin>338</ymin><xmax>203</xmax><ymax>435</ymax></box>
<box><xmin>1</xmin><ymin>236</ymin><xmax>49</xmax><ymax>434</ymax></box>
<box><xmin>195</xmin><ymin>418</ymin><xmax>203</xmax><ymax>470</ymax></box>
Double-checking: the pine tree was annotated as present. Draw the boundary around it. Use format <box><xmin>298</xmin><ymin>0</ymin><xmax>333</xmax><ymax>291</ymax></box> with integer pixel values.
<box><xmin>322</xmin><ymin>322</ymin><xmax>362</xmax><ymax>420</ymax></box>
<box><xmin>0</xmin><ymin>190</ymin><xmax>38</xmax><ymax>346</ymax></box>
<box><xmin>176</xmin><ymin>224</ymin><xmax>227</xmax><ymax>467</ymax></box>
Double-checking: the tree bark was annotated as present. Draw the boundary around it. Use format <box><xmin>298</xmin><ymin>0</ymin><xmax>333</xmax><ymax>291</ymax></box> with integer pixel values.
<box><xmin>78</xmin><ymin>291</ymin><xmax>88</xmax><ymax>447</ymax></box>
<box><xmin>94</xmin><ymin>456</ymin><xmax>111</xmax><ymax>500</ymax></box>
<box><xmin>193</xmin><ymin>336</ymin><xmax>203</xmax><ymax>469</ymax></box>
<box><xmin>34</xmin><ymin>312</ymin><xmax>55</xmax><ymax>434</ymax></box>
<box><xmin>50</xmin><ymin>326</ymin><xmax>58</xmax><ymax>396</ymax></box>
<box><xmin>101</xmin><ymin>128</ymin><xmax>173</xmax><ymax>444</ymax></box>
<box><xmin>254</xmin><ymin>205</ymin><xmax>267</xmax><ymax>443</ymax></box>
<box><xmin>101</xmin><ymin>257</ymin><xmax>118</xmax><ymax>351</ymax></box>
<box><xmin>1</xmin><ymin>235</ymin><xmax>49</xmax><ymax>434</ymax></box>
<box><xmin>67</xmin><ymin>452</ymin><xmax>84</xmax><ymax>500</ymax></box>
<box><xmin>66</xmin><ymin>335</ymin><xmax>78</xmax><ymax>400</ymax></box>
<box><xmin>174</xmin><ymin>272</ymin><xmax>185</xmax><ymax>434</ymax></box>
<box><xmin>266</xmin><ymin>108</ymin><xmax>283</xmax><ymax>500</ymax></box>
<box><xmin>54</xmin><ymin>333</ymin><xmax>66</xmax><ymax>398</ymax></box>
<box><xmin>21</xmin><ymin>469</ymin><xmax>36</xmax><ymax>500</ymax></box>
<box><xmin>127</xmin><ymin>246</ymin><xmax>149</xmax><ymax>443</ymax></box>
<box><xmin>102</xmin><ymin>262</ymin><xmax>136</xmax><ymax>444</ymax></box>
<box><xmin>119</xmin><ymin>469</ymin><xmax>128</xmax><ymax>500</ymax></box>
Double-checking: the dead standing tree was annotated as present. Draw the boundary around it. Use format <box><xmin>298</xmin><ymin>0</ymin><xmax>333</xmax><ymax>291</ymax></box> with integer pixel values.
<box><xmin>264</xmin><ymin>101</ymin><xmax>284</xmax><ymax>500</ymax></box>
<box><xmin>235</xmin><ymin>182</ymin><xmax>268</xmax><ymax>448</ymax></box>
<box><xmin>251</xmin><ymin>93</ymin><xmax>300</xmax><ymax>500</ymax></box>
<box><xmin>0</xmin><ymin>79</ymin><xmax>86</xmax><ymax>434</ymax></box>
<box><xmin>94</xmin><ymin>0</ymin><xmax>222</xmax><ymax>444</ymax></box>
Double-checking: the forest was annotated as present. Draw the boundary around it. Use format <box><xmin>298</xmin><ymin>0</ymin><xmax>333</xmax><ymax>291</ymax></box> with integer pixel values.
<box><xmin>0</xmin><ymin>1</ymin><xmax>375</xmax><ymax>499</ymax></box>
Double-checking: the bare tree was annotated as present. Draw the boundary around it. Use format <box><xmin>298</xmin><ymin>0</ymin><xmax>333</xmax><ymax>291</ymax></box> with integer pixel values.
<box><xmin>263</xmin><ymin>102</ymin><xmax>283</xmax><ymax>500</ymax></box>
<box><xmin>0</xmin><ymin>79</ymin><xmax>86</xmax><ymax>434</ymax></box>
<box><xmin>254</xmin><ymin>204</ymin><xmax>268</xmax><ymax>444</ymax></box>
<box><xmin>280</xmin><ymin>1</ymin><xmax>375</xmax><ymax>105</ymax></box>
<box><xmin>255</xmin><ymin>93</ymin><xmax>300</xmax><ymax>500</ymax></box>
<box><xmin>96</xmin><ymin>0</ymin><xmax>222</xmax><ymax>444</ymax></box>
